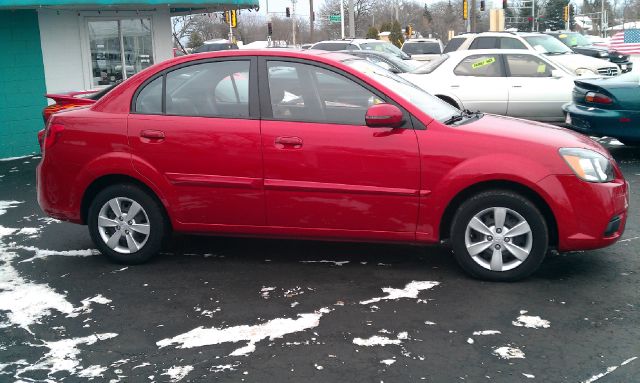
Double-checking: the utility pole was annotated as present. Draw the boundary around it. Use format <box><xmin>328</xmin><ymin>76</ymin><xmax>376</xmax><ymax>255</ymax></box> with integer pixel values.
<box><xmin>601</xmin><ymin>0</ymin><xmax>605</xmax><ymax>36</ymax></box>
<box><xmin>291</xmin><ymin>0</ymin><xmax>297</xmax><ymax>46</ymax></box>
<box><xmin>309</xmin><ymin>0</ymin><xmax>314</xmax><ymax>42</ymax></box>
<box><xmin>470</xmin><ymin>0</ymin><xmax>476</xmax><ymax>32</ymax></box>
<box><xmin>348</xmin><ymin>0</ymin><xmax>355</xmax><ymax>38</ymax></box>
<box><xmin>340</xmin><ymin>0</ymin><xmax>345</xmax><ymax>39</ymax></box>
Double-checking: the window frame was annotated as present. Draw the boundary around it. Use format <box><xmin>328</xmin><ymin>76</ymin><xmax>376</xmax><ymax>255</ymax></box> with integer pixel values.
<box><xmin>257</xmin><ymin>56</ymin><xmax>415</xmax><ymax>129</ymax></box>
<box><xmin>453</xmin><ymin>54</ymin><xmax>506</xmax><ymax>77</ymax></box>
<box><xmin>130</xmin><ymin>56</ymin><xmax>259</xmax><ymax>120</ymax></box>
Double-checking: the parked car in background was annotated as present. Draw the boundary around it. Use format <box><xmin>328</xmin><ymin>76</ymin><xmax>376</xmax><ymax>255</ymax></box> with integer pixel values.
<box><xmin>401</xmin><ymin>49</ymin><xmax>576</xmax><ymax>122</ymax></box>
<box><xmin>301</xmin><ymin>43</ymin><xmax>313</xmax><ymax>50</ymax></box>
<box><xmin>172</xmin><ymin>47</ymin><xmax>187</xmax><ymax>57</ymax></box>
<box><xmin>310</xmin><ymin>39</ymin><xmax>414</xmax><ymax>61</ymax></box>
<box><xmin>37</xmin><ymin>49</ymin><xmax>628</xmax><ymax>281</ymax></box>
<box><xmin>401</xmin><ymin>39</ymin><xmax>444</xmax><ymax>61</ymax></box>
<box><xmin>444</xmin><ymin>32</ymin><xmax>621</xmax><ymax>77</ymax></box>
<box><xmin>340</xmin><ymin>50</ymin><xmax>421</xmax><ymax>73</ymax></box>
<box><xmin>545</xmin><ymin>31</ymin><xmax>633</xmax><ymax>73</ymax></box>
<box><xmin>563</xmin><ymin>72</ymin><xmax>640</xmax><ymax>145</ymax></box>
<box><xmin>193</xmin><ymin>39</ymin><xmax>238</xmax><ymax>53</ymax></box>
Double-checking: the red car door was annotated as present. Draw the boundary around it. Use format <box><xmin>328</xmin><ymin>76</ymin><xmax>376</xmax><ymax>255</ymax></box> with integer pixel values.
<box><xmin>128</xmin><ymin>57</ymin><xmax>264</xmax><ymax>226</ymax></box>
<box><xmin>259</xmin><ymin>59</ymin><xmax>421</xmax><ymax>238</ymax></box>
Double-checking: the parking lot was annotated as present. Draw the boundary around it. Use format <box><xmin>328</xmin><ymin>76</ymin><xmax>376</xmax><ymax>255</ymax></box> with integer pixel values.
<box><xmin>0</xmin><ymin>140</ymin><xmax>638</xmax><ymax>382</ymax></box>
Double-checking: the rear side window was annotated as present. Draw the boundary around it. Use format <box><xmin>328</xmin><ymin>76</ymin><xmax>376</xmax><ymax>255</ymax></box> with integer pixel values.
<box><xmin>313</xmin><ymin>43</ymin><xmax>349</xmax><ymax>51</ymax></box>
<box><xmin>443</xmin><ymin>37</ymin><xmax>465</xmax><ymax>53</ymax></box>
<box><xmin>469</xmin><ymin>37</ymin><xmax>498</xmax><ymax>49</ymax></box>
<box><xmin>454</xmin><ymin>54</ymin><xmax>504</xmax><ymax>77</ymax></box>
<box><xmin>402</xmin><ymin>42</ymin><xmax>441</xmax><ymax>54</ymax></box>
<box><xmin>505</xmin><ymin>54</ymin><xmax>556</xmax><ymax>77</ymax></box>
<box><xmin>499</xmin><ymin>38</ymin><xmax>527</xmax><ymax>49</ymax></box>
<box><xmin>135</xmin><ymin>76</ymin><xmax>162</xmax><ymax>114</ymax></box>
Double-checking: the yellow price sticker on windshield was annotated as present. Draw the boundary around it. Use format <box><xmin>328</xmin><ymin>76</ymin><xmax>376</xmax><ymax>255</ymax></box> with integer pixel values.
<box><xmin>537</xmin><ymin>64</ymin><xmax>546</xmax><ymax>73</ymax></box>
<box><xmin>559</xmin><ymin>34</ymin><xmax>567</xmax><ymax>38</ymax></box>
<box><xmin>472</xmin><ymin>57</ymin><xmax>496</xmax><ymax>69</ymax></box>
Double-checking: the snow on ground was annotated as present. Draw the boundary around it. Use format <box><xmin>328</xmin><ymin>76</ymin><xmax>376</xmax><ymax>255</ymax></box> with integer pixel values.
<box><xmin>300</xmin><ymin>260</ymin><xmax>350</xmax><ymax>266</ymax></box>
<box><xmin>162</xmin><ymin>365</ymin><xmax>194</xmax><ymax>382</ymax></box>
<box><xmin>360</xmin><ymin>281</ymin><xmax>439</xmax><ymax>305</ymax></box>
<box><xmin>580</xmin><ymin>357</ymin><xmax>638</xmax><ymax>383</ymax></box>
<box><xmin>353</xmin><ymin>332</ymin><xmax>408</xmax><ymax>347</ymax></box>
<box><xmin>472</xmin><ymin>330</ymin><xmax>501</xmax><ymax>336</ymax></box>
<box><xmin>0</xmin><ymin>201</ymin><xmax>23</xmax><ymax>216</ymax></box>
<box><xmin>157</xmin><ymin>307</ymin><xmax>332</xmax><ymax>356</ymax></box>
<box><xmin>512</xmin><ymin>310</ymin><xmax>551</xmax><ymax>329</ymax></box>
<box><xmin>492</xmin><ymin>345</ymin><xmax>526</xmax><ymax>360</ymax></box>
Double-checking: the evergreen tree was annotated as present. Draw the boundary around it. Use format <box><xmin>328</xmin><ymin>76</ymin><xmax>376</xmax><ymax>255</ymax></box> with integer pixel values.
<box><xmin>187</xmin><ymin>31</ymin><xmax>204</xmax><ymax>49</ymax></box>
<box><xmin>423</xmin><ymin>4</ymin><xmax>433</xmax><ymax>23</ymax></box>
<box><xmin>542</xmin><ymin>0</ymin><xmax>570</xmax><ymax>31</ymax></box>
<box><xmin>389</xmin><ymin>20</ymin><xmax>405</xmax><ymax>47</ymax></box>
<box><xmin>380</xmin><ymin>21</ymin><xmax>393</xmax><ymax>32</ymax></box>
<box><xmin>366</xmin><ymin>26</ymin><xmax>380</xmax><ymax>39</ymax></box>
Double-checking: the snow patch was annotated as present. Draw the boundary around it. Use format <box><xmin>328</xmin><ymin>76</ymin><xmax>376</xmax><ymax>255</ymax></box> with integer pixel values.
<box><xmin>210</xmin><ymin>363</ymin><xmax>238</xmax><ymax>373</ymax></box>
<box><xmin>581</xmin><ymin>356</ymin><xmax>638</xmax><ymax>383</ymax></box>
<box><xmin>522</xmin><ymin>373</ymin><xmax>535</xmax><ymax>379</ymax></box>
<box><xmin>493</xmin><ymin>346</ymin><xmax>525</xmax><ymax>360</ymax></box>
<box><xmin>360</xmin><ymin>281</ymin><xmax>439</xmax><ymax>305</ymax></box>
<box><xmin>353</xmin><ymin>332</ymin><xmax>407</xmax><ymax>347</ymax></box>
<box><xmin>0</xmin><ymin>201</ymin><xmax>23</xmax><ymax>216</ymax></box>
<box><xmin>68</xmin><ymin>295</ymin><xmax>112</xmax><ymax>317</ymax></box>
<box><xmin>157</xmin><ymin>307</ymin><xmax>332</xmax><ymax>356</ymax></box>
<box><xmin>512</xmin><ymin>311</ymin><xmax>550</xmax><ymax>329</ymax></box>
<box><xmin>300</xmin><ymin>260</ymin><xmax>350</xmax><ymax>266</ymax></box>
<box><xmin>472</xmin><ymin>330</ymin><xmax>501</xmax><ymax>336</ymax></box>
<box><xmin>467</xmin><ymin>338</ymin><xmax>474</xmax><ymax>344</ymax></box>
<box><xmin>16</xmin><ymin>246</ymin><xmax>99</xmax><ymax>262</ymax></box>
<box><xmin>380</xmin><ymin>359</ymin><xmax>396</xmax><ymax>365</ymax></box>
<box><xmin>0</xmin><ymin>155</ymin><xmax>32</xmax><ymax>162</ymax></box>
<box><xmin>77</xmin><ymin>364</ymin><xmax>108</xmax><ymax>379</ymax></box>
<box><xmin>162</xmin><ymin>365</ymin><xmax>194</xmax><ymax>382</ymax></box>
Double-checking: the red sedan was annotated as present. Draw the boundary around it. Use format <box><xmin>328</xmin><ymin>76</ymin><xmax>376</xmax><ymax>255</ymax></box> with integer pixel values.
<box><xmin>37</xmin><ymin>50</ymin><xmax>629</xmax><ymax>281</ymax></box>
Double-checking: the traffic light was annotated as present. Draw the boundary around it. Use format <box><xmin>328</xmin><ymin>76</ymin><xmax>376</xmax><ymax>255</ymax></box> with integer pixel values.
<box><xmin>563</xmin><ymin>5</ymin><xmax>569</xmax><ymax>22</ymax></box>
<box><xmin>480</xmin><ymin>0</ymin><xmax>485</xmax><ymax>11</ymax></box>
<box><xmin>224</xmin><ymin>10</ymin><xmax>237</xmax><ymax>28</ymax></box>
<box><xmin>267</xmin><ymin>22</ymin><xmax>273</xmax><ymax>36</ymax></box>
<box><xmin>286</xmin><ymin>7</ymin><xmax>290</xmax><ymax>17</ymax></box>
<box><xmin>503</xmin><ymin>0</ymin><xmax>507</xmax><ymax>9</ymax></box>
<box><xmin>463</xmin><ymin>0</ymin><xmax>468</xmax><ymax>20</ymax></box>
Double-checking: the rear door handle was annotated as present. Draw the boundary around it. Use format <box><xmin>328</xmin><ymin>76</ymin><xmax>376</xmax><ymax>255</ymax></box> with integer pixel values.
<box><xmin>140</xmin><ymin>129</ymin><xmax>165</xmax><ymax>140</ymax></box>
<box><xmin>512</xmin><ymin>85</ymin><xmax>523</xmax><ymax>88</ymax></box>
<box><xmin>275</xmin><ymin>136</ymin><xmax>303</xmax><ymax>149</ymax></box>
<box><xmin>450</xmin><ymin>85</ymin><xmax>460</xmax><ymax>88</ymax></box>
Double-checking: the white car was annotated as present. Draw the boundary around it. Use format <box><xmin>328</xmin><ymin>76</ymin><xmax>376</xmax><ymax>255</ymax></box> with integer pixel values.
<box><xmin>401</xmin><ymin>49</ymin><xmax>577</xmax><ymax>122</ymax></box>
<box><xmin>310</xmin><ymin>39</ymin><xmax>414</xmax><ymax>61</ymax></box>
<box><xmin>444</xmin><ymin>32</ymin><xmax>620</xmax><ymax>77</ymax></box>
<box><xmin>401</xmin><ymin>39</ymin><xmax>444</xmax><ymax>61</ymax></box>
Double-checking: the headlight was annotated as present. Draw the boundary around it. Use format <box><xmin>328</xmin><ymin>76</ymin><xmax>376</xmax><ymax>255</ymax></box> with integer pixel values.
<box><xmin>598</xmin><ymin>51</ymin><xmax>609</xmax><ymax>58</ymax></box>
<box><xmin>575</xmin><ymin>67</ymin><xmax>597</xmax><ymax>76</ymax></box>
<box><xmin>559</xmin><ymin>148</ymin><xmax>614</xmax><ymax>183</ymax></box>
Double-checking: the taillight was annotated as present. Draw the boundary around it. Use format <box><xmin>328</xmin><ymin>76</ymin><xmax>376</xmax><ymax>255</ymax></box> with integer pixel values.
<box><xmin>42</xmin><ymin>103</ymin><xmax>80</xmax><ymax>123</ymax></box>
<box><xmin>585</xmin><ymin>91</ymin><xmax>613</xmax><ymax>104</ymax></box>
<box><xmin>41</xmin><ymin>123</ymin><xmax>65</xmax><ymax>150</ymax></box>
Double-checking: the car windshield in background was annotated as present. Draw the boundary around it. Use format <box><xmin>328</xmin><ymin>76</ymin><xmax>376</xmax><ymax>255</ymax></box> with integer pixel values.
<box><xmin>359</xmin><ymin>42</ymin><xmax>411</xmax><ymax>59</ymax></box>
<box><xmin>557</xmin><ymin>33</ymin><xmax>593</xmax><ymax>47</ymax></box>
<box><xmin>343</xmin><ymin>58</ymin><xmax>458</xmax><ymax>122</ymax></box>
<box><xmin>524</xmin><ymin>36</ymin><xmax>573</xmax><ymax>54</ymax></box>
<box><xmin>403</xmin><ymin>42</ymin><xmax>441</xmax><ymax>54</ymax></box>
<box><xmin>313</xmin><ymin>42</ymin><xmax>350</xmax><ymax>51</ymax></box>
<box><xmin>411</xmin><ymin>54</ymin><xmax>449</xmax><ymax>74</ymax></box>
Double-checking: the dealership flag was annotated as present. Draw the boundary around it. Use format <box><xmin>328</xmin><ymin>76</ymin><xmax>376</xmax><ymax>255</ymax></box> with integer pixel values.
<box><xmin>609</xmin><ymin>29</ymin><xmax>640</xmax><ymax>55</ymax></box>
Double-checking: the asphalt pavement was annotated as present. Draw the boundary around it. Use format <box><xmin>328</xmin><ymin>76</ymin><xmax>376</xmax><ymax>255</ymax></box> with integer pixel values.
<box><xmin>0</xmin><ymin>140</ymin><xmax>638</xmax><ymax>382</ymax></box>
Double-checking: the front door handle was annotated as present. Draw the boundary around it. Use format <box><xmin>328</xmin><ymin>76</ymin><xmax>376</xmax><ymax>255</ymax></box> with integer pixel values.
<box><xmin>275</xmin><ymin>136</ymin><xmax>303</xmax><ymax>149</ymax></box>
<box><xmin>512</xmin><ymin>85</ymin><xmax>523</xmax><ymax>88</ymax></box>
<box><xmin>140</xmin><ymin>129</ymin><xmax>165</xmax><ymax>140</ymax></box>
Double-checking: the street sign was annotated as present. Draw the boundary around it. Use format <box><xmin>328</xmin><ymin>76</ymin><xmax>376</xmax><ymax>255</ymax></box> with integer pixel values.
<box><xmin>329</xmin><ymin>14</ymin><xmax>341</xmax><ymax>23</ymax></box>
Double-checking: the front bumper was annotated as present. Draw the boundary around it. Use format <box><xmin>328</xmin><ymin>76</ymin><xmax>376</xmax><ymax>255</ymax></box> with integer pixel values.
<box><xmin>562</xmin><ymin>103</ymin><xmax>640</xmax><ymax>142</ymax></box>
<box><xmin>538</xmin><ymin>174</ymin><xmax>629</xmax><ymax>251</ymax></box>
<box><xmin>609</xmin><ymin>59</ymin><xmax>633</xmax><ymax>73</ymax></box>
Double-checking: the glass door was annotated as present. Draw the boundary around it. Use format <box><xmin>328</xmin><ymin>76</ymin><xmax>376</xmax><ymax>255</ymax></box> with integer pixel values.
<box><xmin>88</xmin><ymin>18</ymin><xmax>154</xmax><ymax>87</ymax></box>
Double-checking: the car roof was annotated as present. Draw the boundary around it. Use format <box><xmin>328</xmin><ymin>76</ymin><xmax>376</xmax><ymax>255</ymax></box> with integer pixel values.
<box><xmin>313</xmin><ymin>39</ymin><xmax>380</xmax><ymax>44</ymax></box>
<box><xmin>453</xmin><ymin>32</ymin><xmax>543</xmax><ymax>38</ymax></box>
<box><xmin>168</xmin><ymin>49</ymin><xmax>358</xmax><ymax>65</ymax></box>
<box><xmin>445</xmin><ymin>48</ymin><xmax>546</xmax><ymax>57</ymax></box>
<box><xmin>404</xmin><ymin>39</ymin><xmax>440</xmax><ymax>43</ymax></box>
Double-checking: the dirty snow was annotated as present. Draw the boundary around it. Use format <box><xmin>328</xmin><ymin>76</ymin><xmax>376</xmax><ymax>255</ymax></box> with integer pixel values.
<box><xmin>493</xmin><ymin>346</ymin><xmax>525</xmax><ymax>359</ymax></box>
<box><xmin>157</xmin><ymin>307</ymin><xmax>332</xmax><ymax>356</ymax></box>
<box><xmin>16</xmin><ymin>245</ymin><xmax>99</xmax><ymax>262</ymax></box>
<box><xmin>77</xmin><ymin>364</ymin><xmax>108</xmax><ymax>379</ymax></box>
<box><xmin>472</xmin><ymin>330</ymin><xmax>501</xmax><ymax>336</ymax></box>
<box><xmin>353</xmin><ymin>332</ymin><xmax>407</xmax><ymax>347</ymax></box>
<box><xmin>512</xmin><ymin>310</ymin><xmax>551</xmax><ymax>329</ymax></box>
<box><xmin>68</xmin><ymin>295</ymin><xmax>112</xmax><ymax>317</ymax></box>
<box><xmin>360</xmin><ymin>281</ymin><xmax>440</xmax><ymax>305</ymax></box>
<box><xmin>0</xmin><ymin>201</ymin><xmax>23</xmax><ymax>216</ymax></box>
<box><xmin>162</xmin><ymin>365</ymin><xmax>194</xmax><ymax>382</ymax></box>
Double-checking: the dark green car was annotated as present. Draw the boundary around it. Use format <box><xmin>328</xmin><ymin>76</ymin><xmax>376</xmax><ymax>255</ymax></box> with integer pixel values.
<box><xmin>563</xmin><ymin>72</ymin><xmax>640</xmax><ymax>145</ymax></box>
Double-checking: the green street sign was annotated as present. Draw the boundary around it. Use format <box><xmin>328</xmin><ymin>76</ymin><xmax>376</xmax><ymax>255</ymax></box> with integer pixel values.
<box><xmin>329</xmin><ymin>14</ymin><xmax>341</xmax><ymax>23</ymax></box>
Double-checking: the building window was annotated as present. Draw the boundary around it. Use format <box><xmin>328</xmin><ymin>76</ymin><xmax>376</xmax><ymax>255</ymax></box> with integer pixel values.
<box><xmin>88</xmin><ymin>18</ymin><xmax>154</xmax><ymax>87</ymax></box>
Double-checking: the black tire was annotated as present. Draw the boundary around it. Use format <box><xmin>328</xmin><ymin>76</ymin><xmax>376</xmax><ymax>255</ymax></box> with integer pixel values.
<box><xmin>449</xmin><ymin>190</ymin><xmax>548</xmax><ymax>282</ymax></box>
<box><xmin>88</xmin><ymin>183</ymin><xmax>169</xmax><ymax>264</ymax></box>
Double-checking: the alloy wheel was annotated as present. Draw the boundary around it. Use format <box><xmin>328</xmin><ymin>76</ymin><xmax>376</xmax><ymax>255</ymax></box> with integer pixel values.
<box><xmin>97</xmin><ymin>197</ymin><xmax>150</xmax><ymax>254</ymax></box>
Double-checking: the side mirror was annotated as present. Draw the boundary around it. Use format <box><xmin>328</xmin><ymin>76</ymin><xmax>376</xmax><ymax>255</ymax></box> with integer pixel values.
<box><xmin>551</xmin><ymin>69</ymin><xmax>564</xmax><ymax>78</ymax></box>
<box><xmin>365</xmin><ymin>103</ymin><xmax>404</xmax><ymax>128</ymax></box>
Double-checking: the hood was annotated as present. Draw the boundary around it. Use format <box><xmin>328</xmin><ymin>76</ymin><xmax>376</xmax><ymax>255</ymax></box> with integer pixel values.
<box><xmin>457</xmin><ymin>114</ymin><xmax>609</xmax><ymax>156</ymax></box>
<box><xmin>546</xmin><ymin>53</ymin><xmax>618</xmax><ymax>72</ymax></box>
<box><xmin>571</xmin><ymin>45</ymin><xmax>607</xmax><ymax>57</ymax></box>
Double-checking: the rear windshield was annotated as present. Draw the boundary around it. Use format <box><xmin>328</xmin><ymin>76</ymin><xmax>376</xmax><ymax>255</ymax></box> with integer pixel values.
<box><xmin>194</xmin><ymin>43</ymin><xmax>238</xmax><ymax>53</ymax></box>
<box><xmin>411</xmin><ymin>54</ymin><xmax>449</xmax><ymax>74</ymax></box>
<box><xmin>443</xmin><ymin>38</ymin><xmax>465</xmax><ymax>53</ymax></box>
<box><xmin>402</xmin><ymin>42</ymin><xmax>441</xmax><ymax>54</ymax></box>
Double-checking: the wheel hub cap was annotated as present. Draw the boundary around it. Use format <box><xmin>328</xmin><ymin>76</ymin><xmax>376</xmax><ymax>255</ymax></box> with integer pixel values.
<box><xmin>97</xmin><ymin>197</ymin><xmax>150</xmax><ymax>254</ymax></box>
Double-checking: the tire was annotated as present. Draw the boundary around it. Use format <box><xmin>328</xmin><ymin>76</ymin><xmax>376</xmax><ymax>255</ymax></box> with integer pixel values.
<box><xmin>449</xmin><ymin>190</ymin><xmax>548</xmax><ymax>282</ymax></box>
<box><xmin>88</xmin><ymin>184</ymin><xmax>169</xmax><ymax>264</ymax></box>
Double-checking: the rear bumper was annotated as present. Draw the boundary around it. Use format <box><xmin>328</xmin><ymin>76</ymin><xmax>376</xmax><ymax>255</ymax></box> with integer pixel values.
<box><xmin>37</xmin><ymin>158</ymin><xmax>83</xmax><ymax>223</ymax></box>
<box><xmin>562</xmin><ymin>103</ymin><xmax>640</xmax><ymax>142</ymax></box>
<box><xmin>538</xmin><ymin>174</ymin><xmax>629</xmax><ymax>251</ymax></box>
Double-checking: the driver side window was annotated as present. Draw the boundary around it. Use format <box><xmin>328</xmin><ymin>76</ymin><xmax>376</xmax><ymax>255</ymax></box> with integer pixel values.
<box><xmin>505</xmin><ymin>54</ymin><xmax>556</xmax><ymax>77</ymax></box>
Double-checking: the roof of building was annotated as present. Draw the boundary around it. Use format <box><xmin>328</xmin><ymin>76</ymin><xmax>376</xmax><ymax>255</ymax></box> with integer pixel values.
<box><xmin>0</xmin><ymin>0</ymin><xmax>257</xmax><ymax>9</ymax></box>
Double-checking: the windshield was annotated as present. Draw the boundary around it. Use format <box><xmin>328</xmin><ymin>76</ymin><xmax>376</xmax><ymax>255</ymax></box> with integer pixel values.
<box><xmin>359</xmin><ymin>42</ymin><xmax>411</xmax><ymax>60</ymax></box>
<box><xmin>343</xmin><ymin>59</ymin><xmax>459</xmax><ymax>123</ymax></box>
<box><xmin>524</xmin><ymin>35</ymin><xmax>572</xmax><ymax>54</ymax></box>
<box><xmin>557</xmin><ymin>33</ymin><xmax>592</xmax><ymax>47</ymax></box>
<box><xmin>411</xmin><ymin>54</ymin><xmax>449</xmax><ymax>74</ymax></box>
<box><xmin>402</xmin><ymin>42</ymin><xmax>441</xmax><ymax>55</ymax></box>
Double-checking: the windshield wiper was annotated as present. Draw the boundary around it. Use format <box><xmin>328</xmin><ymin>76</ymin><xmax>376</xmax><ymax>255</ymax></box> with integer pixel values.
<box><xmin>443</xmin><ymin>109</ymin><xmax>483</xmax><ymax>125</ymax></box>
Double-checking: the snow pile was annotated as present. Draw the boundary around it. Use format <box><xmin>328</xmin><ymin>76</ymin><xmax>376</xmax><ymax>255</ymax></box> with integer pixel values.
<box><xmin>512</xmin><ymin>310</ymin><xmax>550</xmax><ymax>329</ymax></box>
<box><xmin>492</xmin><ymin>345</ymin><xmax>525</xmax><ymax>359</ymax></box>
<box><xmin>0</xmin><ymin>201</ymin><xmax>23</xmax><ymax>216</ymax></box>
<box><xmin>157</xmin><ymin>307</ymin><xmax>332</xmax><ymax>356</ymax></box>
<box><xmin>360</xmin><ymin>281</ymin><xmax>439</xmax><ymax>305</ymax></box>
